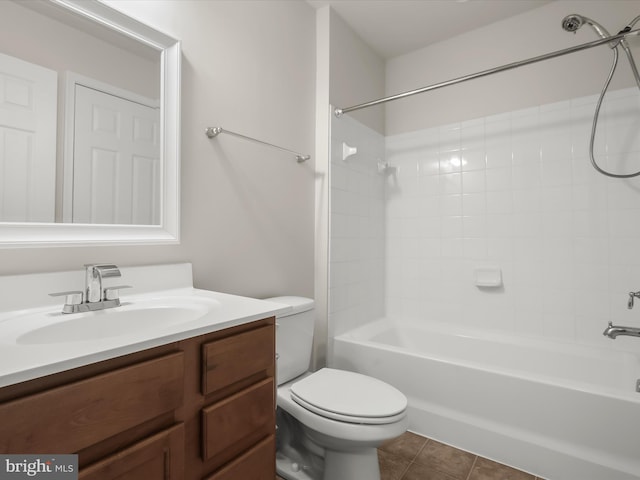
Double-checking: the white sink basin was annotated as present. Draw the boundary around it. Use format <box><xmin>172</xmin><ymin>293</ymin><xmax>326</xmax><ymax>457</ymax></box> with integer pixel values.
<box><xmin>16</xmin><ymin>296</ymin><xmax>220</xmax><ymax>345</ymax></box>
<box><xmin>0</xmin><ymin>264</ymin><xmax>291</xmax><ymax>389</ymax></box>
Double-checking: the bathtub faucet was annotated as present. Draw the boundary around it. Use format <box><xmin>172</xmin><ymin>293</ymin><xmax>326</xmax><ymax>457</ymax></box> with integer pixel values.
<box><xmin>603</xmin><ymin>322</ymin><xmax>640</xmax><ymax>339</ymax></box>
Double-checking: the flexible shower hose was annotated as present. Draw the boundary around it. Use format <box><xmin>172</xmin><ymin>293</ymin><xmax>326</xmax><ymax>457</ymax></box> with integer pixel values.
<box><xmin>589</xmin><ymin>17</ymin><xmax>640</xmax><ymax>178</ymax></box>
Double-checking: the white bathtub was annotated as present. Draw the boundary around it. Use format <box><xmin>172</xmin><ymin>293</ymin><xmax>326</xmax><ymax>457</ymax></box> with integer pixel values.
<box><xmin>332</xmin><ymin>319</ymin><xmax>640</xmax><ymax>480</ymax></box>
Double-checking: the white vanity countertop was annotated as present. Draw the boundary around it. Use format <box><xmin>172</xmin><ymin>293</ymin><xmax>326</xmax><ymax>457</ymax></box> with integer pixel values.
<box><xmin>0</xmin><ymin>263</ymin><xmax>291</xmax><ymax>388</ymax></box>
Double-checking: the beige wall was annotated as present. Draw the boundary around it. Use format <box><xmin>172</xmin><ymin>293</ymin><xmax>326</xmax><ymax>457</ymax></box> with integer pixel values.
<box><xmin>0</xmin><ymin>0</ymin><xmax>316</xmax><ymax>300</ymax></box>
<box><xmin>328</xmin><ymin>8</ymin><xmax>385</xmax><ymax>133</ymax></box>
<box><xmin>386</xmin><ymin>0</ymin><xmax>640</xmax><ymax>134</ymax></box>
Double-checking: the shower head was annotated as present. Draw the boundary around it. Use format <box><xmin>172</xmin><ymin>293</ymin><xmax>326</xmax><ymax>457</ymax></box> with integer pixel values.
<box><xmin>562</xmin><ymin>14</ymin><xmax>584</xmax><ymax>33</ymax></box>
<box><xmin>561</xmin><ymin>14</ymin><xmax>611</xmax><ymax>39</ymax></box>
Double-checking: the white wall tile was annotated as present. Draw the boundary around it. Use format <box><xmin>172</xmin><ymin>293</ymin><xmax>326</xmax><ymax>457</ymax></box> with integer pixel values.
<box><xmin>512</xmin><ymin>189</ymin><xmax>541</xmax><ymax>212</ymax></box>
<box><xmin>418</xmin><ymin>174</ymin><xmax>440</xmax><ymax>195</ymax></box>
<box><xmin>439</xmin><ymin>123</ymin><xmax>461</xmax><ymax>152</ymax></box>
<box><xmin>417</xmin><ymin>155</ymin><xmax>441</xmax><ymax>176</ymax></box>
<box><xmin>463</xmin><ymin>193</ymin><xmax>487</xmax><ymax>216</ymax></box>
<box><xmin>541</xmin><ymin>154</ymin><xmax>573</xmax><ymax>187</ymax></box>
<box><xmin>487</xmin><ymin>238</ymin><xmax>513</xmax><ymax>261</ymax></box>
<box><xmin>486</xmin><ymin>214</ymin><xmax>514</xmax><ymax>238</ymax></box>
<box><xmin>461</xmin><ymin>148</ymin><xmax>487</xmax><ymax>171</ymax></box>
<box><xmin>442</xmin><ymin>215</ymin><xmax>463</xmax><ymax>238</ymax></box>
<box><xmin>461</xmin><ymin>170</ymin><xmax>485</xmax><ymax>193</ymax></box>
<box><xmin>460</xmin><ymin>121</ymin><xmax>484</xmax><ymax>151</ymax></box>
<box><xmin>463</xmin><ymin>215</ymin><xmax>487</xmax><ymax>238</ymax></box>
<box><xmin>485</xmin><ymin>167</ymin><xmax>512</xmax><ymax>191</ymax></box>
<box><xmin>512</xmin><ymin>162</ymin><xmax>542</xmax><ymax>189</ymax></box>
<box><xmin>463</xmin><ymin>238</ymin><xmax>488</xmax><ymax>259</ymax></box>
<box><xmin>441</xmin><ymin>194</ymin><xmax>463</xmax><ymax>216</ymax></box>
<box><xmin>485</xmin><ymin>146</ymin><xmax>512</xmax><ymax>169</ymax></box>
<box><xmin>540</xmin><ymin>186</ymin><xmax>572</xmax><ymax>212</ymax></box>
<box><xmin>485</xmin><ymin>191</ymin><xmax>512</xmax><ymax>215</ymax></box>
<box><xmin>330</xmin><ymin>114</ymin><xmax>386</xmax><ymax>336</ymax></box>
<box><xmin>439</xmin><ymin>151</ymin><xmax>463</xmax><ymax>174</ymax></box>
<box><xmin>331</xmin><ymin>87</ymin><xmax>640</xmax><ymax>353</ymax></box>
<box><xmin>440</xmin><ymin>172</ymin><xmax>462</xmax><ymax>195</ymax></box>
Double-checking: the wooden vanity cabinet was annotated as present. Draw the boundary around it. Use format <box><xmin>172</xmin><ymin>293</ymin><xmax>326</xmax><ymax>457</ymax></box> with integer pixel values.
<box><xmin>0</xmin><ymin>317</ymin><xmax>276</xmax><ymax>480</ymax></box>
<box><xmin>78</xmin><ymin>424</ymin><xmax>185</xmax><ymax>480</ymax></box>
<box><xmin>187</xmin><ymin>319</ymin><xmax>276</xmax><ymax>479</ymax></box>
<box><xmin>204</xmin><ymin>435</ymin><xmax>276</xmax><ymax>480</ymax></box>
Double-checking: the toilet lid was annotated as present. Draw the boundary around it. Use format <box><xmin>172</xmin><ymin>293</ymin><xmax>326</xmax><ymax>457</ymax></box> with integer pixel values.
<box><xmin>290</xmin><ymin>368</ymin><xmax>407</xmax><ymax>425</ymax></box>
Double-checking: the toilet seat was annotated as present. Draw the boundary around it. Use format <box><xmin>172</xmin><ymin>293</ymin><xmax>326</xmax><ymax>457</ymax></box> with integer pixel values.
<box><xmin>290</xmin><ymin>368</ymin><xmax>407</xmax><ymax>425</ymax></box>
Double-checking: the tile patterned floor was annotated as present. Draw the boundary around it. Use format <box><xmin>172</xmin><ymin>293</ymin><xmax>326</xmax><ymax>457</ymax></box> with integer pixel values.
<box><xmin>276</xmin><ymin>431</ymin><xmax>546</xmax><ymax>480</ymax></box>
<box><xmin>378</xmin><ymin>432</ymin><xmax>545</xmax><ymax>480</ymax></box>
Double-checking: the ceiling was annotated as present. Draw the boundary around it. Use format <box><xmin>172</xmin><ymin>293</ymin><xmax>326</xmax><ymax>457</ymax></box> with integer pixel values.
<box><xmin>306</xmin><ymin>0</ymin><xmax>553</xmax><ymax>58</ymax></box>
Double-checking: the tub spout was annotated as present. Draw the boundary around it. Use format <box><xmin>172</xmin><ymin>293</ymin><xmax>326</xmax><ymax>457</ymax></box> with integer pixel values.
<box><xmin>603</xmin><ymin>321</ymin><xmax>640</xmax><ymax>339</ymax></box>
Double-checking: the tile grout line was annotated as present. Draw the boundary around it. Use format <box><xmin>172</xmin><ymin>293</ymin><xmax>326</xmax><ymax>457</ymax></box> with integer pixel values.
<box><xmin>397</xmin><ymin>437</ymin><xmax>429</xmax><ymax>480</ymax></box>
<box><xmin>413</xmin><ymin>437</ymin><xmax>430</xmax><ymax>462</ymax></box>
<box><xmin>396</xmin><ymin>460</ymin><xmax>411</xmax><ymax>480</ymax></box>
<box><xmin>464</xmin><ymin>455</ymin><xmax>479</xmax><ymax>480</ymax></box>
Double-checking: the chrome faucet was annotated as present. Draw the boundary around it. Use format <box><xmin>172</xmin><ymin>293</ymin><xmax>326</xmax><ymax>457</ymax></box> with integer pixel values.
<box><xmin>85</xmin><ymin>264</ymin><xmax>121</xmax><ymax>302</ymax></box>
<box><xmin>603</xmin><ymin>322</ymin><xmax>640</xmax><ymax>339</ymax></box>
<box><xmin>49</xmin><ymin>264</ymin><xmax>131</xmax><ymax>314</ymax></box>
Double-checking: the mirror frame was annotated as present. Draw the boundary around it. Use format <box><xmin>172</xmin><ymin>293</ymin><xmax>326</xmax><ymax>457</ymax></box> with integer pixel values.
<box><xmin>0</xmin><ymin>0</ymin><xmax>181</xmax><ymax>248</ymax></box>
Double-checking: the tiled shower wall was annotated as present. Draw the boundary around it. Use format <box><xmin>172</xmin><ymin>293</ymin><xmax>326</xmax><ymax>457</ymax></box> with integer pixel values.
<box><xmin>330</xmin><ymin>87</ymin><xmax>640</xmax><ymax>353</ymax></box>
<box><xmin>329</xmin><ymin>114</ymin><xmax>385</xmax><ymax>340</ymax></box>
<box><xmin>385</xmin><ymin>87</ymin><xmax>640</xmax><ymax>351</ymax></box>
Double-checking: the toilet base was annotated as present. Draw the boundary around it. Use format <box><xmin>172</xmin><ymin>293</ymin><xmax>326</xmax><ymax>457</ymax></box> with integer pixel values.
<box><xmin>323</xmin><ymin>447</ymin><xmax>380</xmax><ymax>480</ymax></box>
<box><xmin>277</xmin><ymin>408</ymin><xmax>324</xmax><ymax>480</ymax></box>
<box><xmin>276</xmin><ymin>452</ymin><xmax>318</xmax><ymax>480</ymax></box>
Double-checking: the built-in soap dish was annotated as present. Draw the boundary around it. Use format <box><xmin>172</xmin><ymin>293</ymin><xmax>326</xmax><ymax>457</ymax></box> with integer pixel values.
<box><xmin>474</xmin><ymin>266</ymin><xmax>502</xmax><ymax>288</ymax></box>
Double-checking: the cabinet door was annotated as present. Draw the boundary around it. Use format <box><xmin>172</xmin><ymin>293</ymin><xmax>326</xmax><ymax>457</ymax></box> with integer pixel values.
<box><xmin>0</xmin><ymin>352</ymin><xmax>183</xmax><ymax>454</ymax></box>
<box><xmin>79</xmin><ymin>424</ymin><xmax>184</xmax><ymax>480</ymax></box>
<box><xmin>202</xmin><ymin>378</ymin><xmax>274</xmax><ymax>462</ymax></box>
<box><xmin>204</xmin><ymin>435</ymin><xmax>275</xmax><ymax>480</ymax></box>
<box><xmin>202</xmin><ymin>325</ymin><xmax>274</xmax><ymax>396</ymax></box>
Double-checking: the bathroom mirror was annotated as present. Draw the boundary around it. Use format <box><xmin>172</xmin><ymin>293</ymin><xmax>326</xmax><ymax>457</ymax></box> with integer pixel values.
<box><xmin>0</xmin><ymin>0</ymin><xmax>180</xmax><ymax>247</ymax></box>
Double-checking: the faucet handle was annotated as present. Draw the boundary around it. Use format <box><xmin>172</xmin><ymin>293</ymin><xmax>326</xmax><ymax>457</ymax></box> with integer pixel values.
<box><xmin>629</xmin><ymin>291</ymin><xmax>640</xmax><ymax>309</ymax></box>
<box><xmin>49</xmin><ymin>290</ymin><xmax>84</xmax><ymax>305</ymax></box>
<box><xmin>103</xmin><ymin>285</ymin><xmax>132</xmax><ymax>301</ymax></box>
<box><xmin>49</xmin><ymin>291</ymin><xmax>84</xmax><ymax>313</ymax></box>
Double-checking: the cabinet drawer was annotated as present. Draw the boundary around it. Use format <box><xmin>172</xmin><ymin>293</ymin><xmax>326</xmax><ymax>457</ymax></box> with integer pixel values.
<box><xmin>0</xmin><ymin>352</ymin><xmax>184</xmax><ymax>454</ymax></box>
<box><xmin>201</xmin><ymin>378</ymin><xmax>274</xmax><ymax>462</ymax></box>
<box><xmin>201</xmin><ymin>324</ymin><xmax>274</xmax><ymax>396</ymax></box>
<box><xmin>204</xmin><ymin>435</ymin><xmax>275</xmax><ymax>480</ymax></box>
<box><xmin>80</xmin><ymin>423</ymin><xmax>184</xmax><ymax>480</ymax></box>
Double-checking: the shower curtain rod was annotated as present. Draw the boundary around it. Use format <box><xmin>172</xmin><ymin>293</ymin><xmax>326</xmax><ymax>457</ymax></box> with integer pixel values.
<box><xmin>334</xmin><ymin>28</ymin><xmax>640</xmax><ymax>117</ymax></box>
<box><xmin>205</xmin><ymin>126</ymin><xmax>311</xmax><ymax>162</ymax></box>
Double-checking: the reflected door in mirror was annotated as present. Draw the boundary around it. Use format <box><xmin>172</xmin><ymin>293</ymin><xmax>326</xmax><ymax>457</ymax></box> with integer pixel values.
<box><xmin>0</xmin><ymin>52</ymin><xmax>56</xmax><ymax>222</ymax></box>
<box><xmin>0</xmin><ymin>0</ymin><xmax>180</xmax><ymax>246</ymax></box>
<box><xmin>71</xmin><ymin>85</ymin><xmax>160</xmax><ymax>225</ymax></box>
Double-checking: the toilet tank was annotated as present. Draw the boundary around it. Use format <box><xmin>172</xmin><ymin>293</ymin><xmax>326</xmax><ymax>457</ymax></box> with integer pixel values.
<box><xmin>264</xmin><ymin>296</ymin><xmax>314</xmax><ymax>385</ymax></box>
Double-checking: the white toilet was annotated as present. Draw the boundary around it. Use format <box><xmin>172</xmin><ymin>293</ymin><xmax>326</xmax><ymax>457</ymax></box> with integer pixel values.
<box><xmin>266</xmin><ymin>296</ymin><xmax>408</xmax><ymax>480</ymax></box>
